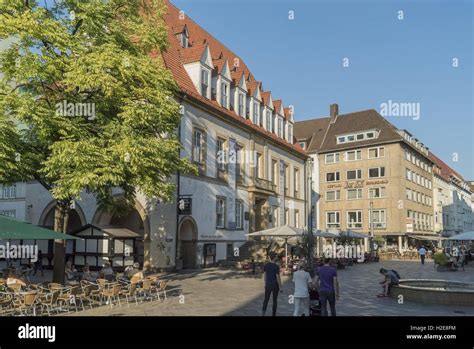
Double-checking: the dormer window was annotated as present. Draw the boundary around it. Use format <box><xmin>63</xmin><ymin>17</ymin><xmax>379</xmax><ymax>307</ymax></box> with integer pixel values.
<box><xmin>221</xmin><ymin>82</ymin><xmax>228</xmax><ymax>108</ymax></box>
<box><xmin>180</xmin><ymin>33</ymin><xmax>188</xmax><ymax>48</ymax></box>
<box><xmin>266</xmin><ymin>110</ymin><xmax>272</xmax><ymax>131</ymax></box>
<box><xmin>238</xmin><ymin>92</ymin><xmax>245</xmax><ymax>117</ymax></box>
<box><xmin>253</xmin><ymin>101</ymin><xmax>259</xmax><ymax>125</ymax></box>
<box><xmin>201</xmin><ymin>70</ymin><xmax>209</xmax><ymax>97</ymax></box>
<box><xmin>278</xmin><ymin>118</ymin><xmax>283</xmax><ymax>138</ymax></box>
<box><xmin>288</xmin><ymin>124</ymin><xmax>293</xmax><ymax>143</ymax></box>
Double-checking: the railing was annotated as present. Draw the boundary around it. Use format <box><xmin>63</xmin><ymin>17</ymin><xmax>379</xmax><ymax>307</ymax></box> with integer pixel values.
<box><xmin>249</xmin><ymin>178</ymin><xmax>276</xmax><ymax>193</ymax></box>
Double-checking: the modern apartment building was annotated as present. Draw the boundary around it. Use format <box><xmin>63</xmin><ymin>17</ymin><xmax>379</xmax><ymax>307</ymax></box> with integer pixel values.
<box><xmin>295</xmin><ymin>106</ymin><xmax>436</xmax><ymax>251</ymax></box>
<box><xmin>430</xmin><ymin>153</ymin><xmax>473</xmax><ymax>236</ymax></box>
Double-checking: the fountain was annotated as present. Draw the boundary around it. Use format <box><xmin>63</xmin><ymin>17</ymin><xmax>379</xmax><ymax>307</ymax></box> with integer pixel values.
<box><xmin>390</xmin><ymin>279</ymin><xmax>474</xmax><ymax>306</ymax></box>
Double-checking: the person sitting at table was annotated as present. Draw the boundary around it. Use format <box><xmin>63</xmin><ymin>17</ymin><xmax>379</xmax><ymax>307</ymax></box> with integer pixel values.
<box><xmin>81</xmin><ymin>263</ymin><xmax>98</xmax><ymax>282</ymax></box>
<box><xmin>6</xmin><ymin>269</ymin><xmax>26</xmax><ymax>287</ymax></box>
<box><xmin>125</xmin><ymin>262</ymin><xmax>143</xmax><ymax>280</ymax></box>
<box><xmin>100</xmin><ymin>262</ymin><xmax>115</xmax><ymax>281</ymax></box>
<box><xmin>65</xmin><ymin>262</ymin><xmax>80</xmax><ymax>284</ymax></box>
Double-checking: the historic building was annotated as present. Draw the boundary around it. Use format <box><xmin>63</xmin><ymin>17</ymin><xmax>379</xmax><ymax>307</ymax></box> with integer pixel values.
<box><xmin>295</xmin><ymin>105</ymin><xmax>437</xmax><ymax>251</ymax></box>
<box><xmin>0</xmin><ymin>1</ymin><xmax>309</xmax><ymax>271</ymax></box>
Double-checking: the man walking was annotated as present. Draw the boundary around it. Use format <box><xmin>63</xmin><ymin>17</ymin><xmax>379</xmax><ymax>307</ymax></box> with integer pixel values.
<box><xmin>262</xmin><ymin>252</ymin><xmax>282</xmax><ymax>316</ymax></box>
<box><xmin>316</xmin><ymin>258</ymin><xmax>339</xmax><ymax>316</ymax></box>
<box><xmin>418</xmin><ymin>245</ymin><xmax>427</xmax><ymax>265</ymax></box>
<box><xmin>292</xmin><ymin>262</ymin><xmax>313</xmax><ymax>316</ymax></box>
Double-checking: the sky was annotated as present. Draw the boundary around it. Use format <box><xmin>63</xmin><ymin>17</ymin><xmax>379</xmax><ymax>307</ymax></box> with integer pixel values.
<box><xmin>172</xmin><ymin>0</ymin><xmax>473</xmax><ymax>179</ymax></box>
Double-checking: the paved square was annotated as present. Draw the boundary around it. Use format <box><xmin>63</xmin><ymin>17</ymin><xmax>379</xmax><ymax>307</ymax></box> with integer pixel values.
<box><xmin>65</xmin><ymin>260</ymin><xmax>474</xmax><ymax>317</ymax></box>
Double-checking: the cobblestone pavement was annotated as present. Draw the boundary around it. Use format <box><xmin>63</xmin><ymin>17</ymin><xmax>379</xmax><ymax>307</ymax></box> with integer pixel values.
<box><xmin>64</xmin><ymin>260</ymin><xmax>474</xmax><ymax>317</ymax></box>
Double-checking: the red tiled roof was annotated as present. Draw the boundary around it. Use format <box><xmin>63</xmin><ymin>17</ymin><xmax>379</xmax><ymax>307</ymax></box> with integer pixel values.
<box><xmin>283</xmin><ymin>107</ymin><xmax>292</xmax><ymax>120</ymax></box>
<box><xmin>160</xmin><ymin>1</ymin><xmax>304</xmax><ymax>157</ymax></box>
<box><xmin>261</xmin><ymin>91</ymin><xmax>272</xmax><ymax>107</ymax></box>
<box><xmin>273</xmin><ymin>99</ymin><xmax>282</xmax><ymax>114</ymax></box>
<box><xmin>429</xmin><ymin>152</ymin><xmax>465</xmax><ymax>183</ymax></box>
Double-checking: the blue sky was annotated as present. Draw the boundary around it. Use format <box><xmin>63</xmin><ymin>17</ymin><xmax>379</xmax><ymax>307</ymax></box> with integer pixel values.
<box><xmin>172</xmin><ymin>0</ymin><xmax>473</xmax><ymax>179</ymax></box>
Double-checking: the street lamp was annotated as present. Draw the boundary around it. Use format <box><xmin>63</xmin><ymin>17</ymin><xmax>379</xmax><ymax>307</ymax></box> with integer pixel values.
<box><xmin>369</xmin><ymin>200</ymin><xmax>375</xmax><ymax>254</ymax></box>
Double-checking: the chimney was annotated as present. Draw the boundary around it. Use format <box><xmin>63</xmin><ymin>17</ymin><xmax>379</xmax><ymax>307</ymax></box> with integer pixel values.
<box><xmin>330</xmin><ymin>103</ymin><xmax>339</xmax><ymax>123</ymax></box>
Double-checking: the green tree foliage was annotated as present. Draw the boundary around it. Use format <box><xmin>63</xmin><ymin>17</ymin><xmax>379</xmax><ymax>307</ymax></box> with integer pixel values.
<box><xmin>0</xmin><ymin>0</ymin><xmax>195</xmax><ymax>212</ymax></box>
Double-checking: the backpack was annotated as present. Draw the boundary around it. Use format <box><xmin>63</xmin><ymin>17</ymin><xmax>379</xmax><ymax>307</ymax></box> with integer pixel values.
<box><xmin>391</xmin><ymin>269</ymin><xmax>401</xmax><ymax>279</ymax></box>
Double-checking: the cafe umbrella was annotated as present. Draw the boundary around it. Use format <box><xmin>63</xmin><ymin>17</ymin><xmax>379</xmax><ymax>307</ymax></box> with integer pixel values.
<box><xmin>247</xmin><ymin>225</ymin><xmax>305</xmax><ymax>269</ymax></box>
<box><xmin>0</xmin><ymin>215</ymin><xmax>80</xmax><ymax>240</ymax></box>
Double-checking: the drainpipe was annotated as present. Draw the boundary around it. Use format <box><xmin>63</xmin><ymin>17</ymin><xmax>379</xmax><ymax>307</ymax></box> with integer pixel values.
<box><xmin>174</xmin><ymin>95</ymin><xmax>185</xmax><ymax>271</ymax></box>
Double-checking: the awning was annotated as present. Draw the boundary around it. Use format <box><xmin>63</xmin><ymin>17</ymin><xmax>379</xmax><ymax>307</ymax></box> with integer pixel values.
<box><xmin>447</xmin><ymin>231</ymin><xmax>474</xmax><ymax>241</ymax></box>
<box><xmin>0</xmin><ymin>215</ymin><xmax>80</xmax><ymax>240</ymax></box>
<box><xmin>246</xmin><ymin>225</ymin><xmax>304</xmax><ymax>237</ymax></box>
<box><xmin>407</xmin><ymin>234</ymin><xmax>445</xmax><ymax>241</ymax></box>
<box><xmin>101</xmin><ymin>227</ymin><xmax>141</xmax><ymax>238</ymax></box>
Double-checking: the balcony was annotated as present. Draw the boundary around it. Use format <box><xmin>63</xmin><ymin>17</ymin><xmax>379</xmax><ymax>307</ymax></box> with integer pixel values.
<box><xmin>248</xmin><ymin>177</ymin><xmax>276</xmax><ymax>195</ymax></box>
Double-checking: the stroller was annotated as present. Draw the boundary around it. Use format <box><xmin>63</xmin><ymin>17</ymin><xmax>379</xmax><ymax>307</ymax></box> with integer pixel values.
<box><xmin>308</xmin><ymin>287</ymin><xmax>321</xmax><ymax>316</ymax></box>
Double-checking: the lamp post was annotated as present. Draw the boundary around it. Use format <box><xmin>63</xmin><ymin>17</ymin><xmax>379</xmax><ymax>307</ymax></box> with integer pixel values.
<box><xmin>369</xmin><ymin>200</ymin><xmax>375</xmax><ymax>254</ymax></box>
<box><xmin>307</xmin><ymin>157</ymin><xmax>314</xmax><ymax>269</ymax></box>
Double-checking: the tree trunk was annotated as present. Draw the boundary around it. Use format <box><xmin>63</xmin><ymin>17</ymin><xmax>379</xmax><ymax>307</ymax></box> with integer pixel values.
<box><xmin>52</xmin><ymin>200</ymin><xmax>70</xmax><ymax>284</ymax></box>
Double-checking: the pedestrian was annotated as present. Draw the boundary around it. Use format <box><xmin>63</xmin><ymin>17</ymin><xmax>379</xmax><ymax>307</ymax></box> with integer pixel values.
<box><xmin>316</xmin><ymin>258</ymin><xmax>339</xmax><ymax>316</ymax></box>
<box><xmin>32</xmin><ymin>250</ymin><xmax>44</xmax><ymax>277</ymax></box>
<box><xmin>377</xmin><ymin>268</ymin><xmax>400</xmax><ymax>297</ymax></box>
<box><xmin>292</xmin><ymin>262</ymin><xmax>313</xmax><ymax>316</ymax></box>
<box><xmin>418</xmin><ymin>245</ymin><xmax>427</xmax><ymax>265</ymax></box>
<box><xmin>262</xmin><ymin>252</ymin><xmax>282</xmax><ymax>316</ymax></box>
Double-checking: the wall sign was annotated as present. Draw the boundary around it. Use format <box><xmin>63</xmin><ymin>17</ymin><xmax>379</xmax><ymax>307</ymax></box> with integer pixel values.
<box><xmin>178</xmin><ymin>196</ymin><xmax>192</xmax><ymax>215</ymax></box>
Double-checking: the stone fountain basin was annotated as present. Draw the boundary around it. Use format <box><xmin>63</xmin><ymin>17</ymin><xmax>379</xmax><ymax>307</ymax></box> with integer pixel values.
<box><xmin>390</xmin><ymin>279</ymin><xmax>474</xmax><ymax>306</ymax></box>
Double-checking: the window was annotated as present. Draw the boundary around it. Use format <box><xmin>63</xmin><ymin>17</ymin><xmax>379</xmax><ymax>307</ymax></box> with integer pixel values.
<box><xmin>405</xmin><ymin>150</ymin><xmax>411</xmax><ymax>161</ymax></box>
<box><xmin>369</xmin><ymin>209</ymin><xmax>386</xmax><ymax>228</ymax></box>
<box><xmin>326</xmin><ymin>172</ymin><xmax>340</xmax><ymax>182</ymax></box>
<box><xmin>220</xmin><ymin>83</ymin><xmax>228</xmax><ymax>107</ymax></box>
<box><xmin>347</xmin><ymin>188</ymin><xmax>362</xmax><ymax>200</ymax></box>
<box><xmin>325</xmin><ymin>153</ymin><xmax>340</xmax><ymax>164</ymax></box>
<box><xmin>369</xmin><ymin>187</ymin><xmax>386</xmax><ymax>199</ymax></box>
<box><xmin>326</xmin><ymin>190</ymin><xmax>341</xmax><ymax>201</ymax></box>
<box><xmin>347</xmin><ymin>169</ymin><xmax>362</xmax><ymax>180</ymax></box>
<box><xmin>272</xmin><ymin>206</ymin><xmax>280</xmax><ymax>227</ymax></box>
<box><xmin>192</xmin><ymin>129</ymin><xmax>204</xmax><ymax>165</ymax></box>
<box><xmin>272</xmin><ymin>114</ymin><xmax>277</xmax><ymax>133</ymax></box>
<box><xmin>294</xmin><ymin>168</ymin><xmax>300</xmax><ymax>198</ymax></box>
<box><xmin>368</xmin><ymin>147</ymin><xmax>384</xmax><ymax>159</ymax></box>
<box><xmin>254</xmin><ymin>152</ymin><xmax>262</xmax><ymax>178</ymax></box>
<box><xmin>0</xmin><ymin>210</ymin><xmax>15</xmax><ymax>218</ymax></box>
<box><xmin>278</xmin><ymin>118</ymin><xmax>283</xmax><ymax>138</ymax></box>
<box><xmin>271</xmin><ymin>159</ymin><xmax>278</xmax><ymax>185</ymax></box>
<box><xmin>285</xmin><ymin>208</ymin><xmax>289</xmax><ymax>225</ymax></box>
<box><xmin>406</xmin><ymin>168</ymin><xmax>412</xmax><ymax>181</ymax></box>
<box><xmin>236</xmin><ymin>145</ymin><xmax>244</xmax><ymax>184</ymax></box>
<box><xmin>216</xmin><ymin>197</ymin><xmax>226</xmax><ymax>228</ymax></box>
<box><xmin>216</xmin><ymin>138</ymin><xmax>226</xmax><ymax>174</ymax></box>
<box><xmin>294</xmin><ymin>209</ymin><xmax>300</xmax><ymax>228</ymax></box>
<box><xmin>326</xmin><ymin>211</ymin><xmax>340</xmax><ymax>229</ymax></box>
<box><xmin>368</xmin><ymin>167</ymin><xmax>385</xmax><ymax>178</ymax></box>
<box><xmin>235</xmin><ymin>200</ymin><xmax>244</xmax><ymax>230</ymax></box>
<box><xmin>406</xmin><ymin>188</ymin><xmax>411</xmax><ymax>200</ymax></box>
<box><xmin>201</xmin><ymin>70</ymin><xmax>209</xmax><ymax>97</ymax></box>
<box><xmin>2</xmin><ymin>184</ymin><xmax>16</xmax><ymax>199</ymax></box>
<box><xmin>284</xmin><ymin>164</ymin><xmax>290</xmax><ymax>196</ymax></box>
<box><xmin>238</xmin><ymin>93</ymin><xmax>245</xmax><ymax>117</ymax></box>
<box><xmin>253</xmin><ymin>101</ymin><xmax>259</xmax><ymax>125</ymax></box>
<box><xmin>299</xmin><ymin>142</ymin><xmax>306</xmax><ymax>150</ymax></box>
<box><xmin>266</xmin><ymin>110</ymin><xmax>272</xmax><ymax>131</ymax></box>
<box><xmin>288</xmin><ymin>124</ymin><xmax>293</xmax><ymax>142</ymax></box>
<box><xmin>345</xmin><ymin>150</ymin><xmax>361</xmax><ymax>161</ymax></box>
<box><xmin>180</xmin><ymin>33</ymin><xmax>188</xmax><ymax>48</ymax></box>
<box><xmin>347</xmin><ymin>211</ymin><xmax>362</xmax><ymax>229</ymax></box>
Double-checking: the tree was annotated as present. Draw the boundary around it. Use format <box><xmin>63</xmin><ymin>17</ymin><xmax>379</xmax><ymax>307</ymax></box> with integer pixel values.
<box><xmin>0</xmin><ymin>0</ymin><xmax>195</xmax><ymax>282</ymax></box>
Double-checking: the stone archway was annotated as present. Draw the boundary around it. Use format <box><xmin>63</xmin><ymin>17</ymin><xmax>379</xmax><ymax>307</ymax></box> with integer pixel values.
<box><xmin>178</xmin><ymin>216</ymin><xmax>197</xmax><ymax>269</ymax></box>
<box><xmin>38</xmin><ymin>200</ymin><xmax>87</xmax><ymax>232</ymax></box>
<box><xmin>92</xmin><ymin>197</ymin><xmax>150</xmax><ymax>269</ymax></box>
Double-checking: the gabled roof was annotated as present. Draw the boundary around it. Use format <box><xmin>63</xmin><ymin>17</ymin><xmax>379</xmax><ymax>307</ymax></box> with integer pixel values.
<box><xmin>159</xmin><ymin>1</ymin><xmax>304</xmax><ymax>156</ymax></box>
<box><xmin>294</xmin><ymin>117</ymin><xmax>331</xmax><ymax>153</ymax></box>
<box><xmin>429</xmin><ymin>152</ymin><xmax>465</xmax><ymax>183</ymax></box>
<box><xmin>317</xmin><ymin>109</ymin><xmax>404</xmax><ymax>153</ymax></box>
<box><xmin>261</xmin><ymin>91</ymin><xmax>273</xmax><ymax>108</ymax></box>
<box><xmin>273</xmin><ymin>100</ymin><xmax>283</xmax><ymax>115</ymax></box>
